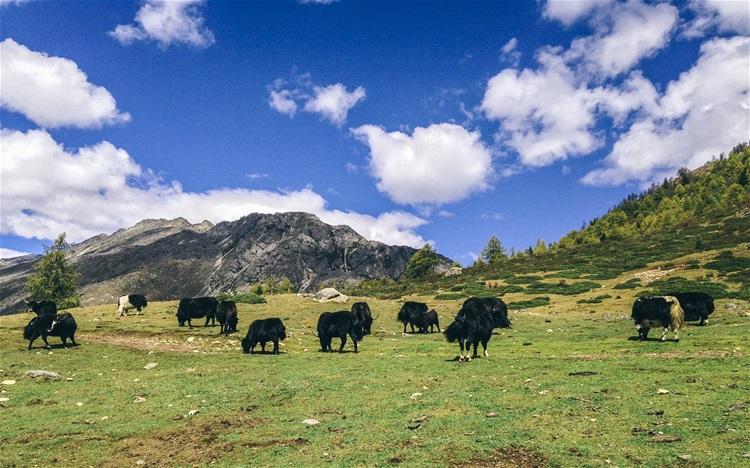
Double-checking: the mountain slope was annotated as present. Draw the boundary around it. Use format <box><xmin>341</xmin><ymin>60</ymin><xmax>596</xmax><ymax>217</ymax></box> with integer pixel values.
<box><xmin>0</xmin><ymin>212</ymin><xmax>451</xmax><ymax>314</ymax></box>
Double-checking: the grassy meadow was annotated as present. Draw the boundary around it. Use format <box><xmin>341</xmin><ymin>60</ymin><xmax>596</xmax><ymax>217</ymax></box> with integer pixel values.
<box><xmin>1</xmin><ymin>264</ymin><xmax>750</xmax><ymax>467</ymax></box>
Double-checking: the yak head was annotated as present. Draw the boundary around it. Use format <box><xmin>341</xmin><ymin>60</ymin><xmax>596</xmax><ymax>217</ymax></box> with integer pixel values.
<box><xmin>241</xmin><ymin>336</ymin><xmax>251</xmax><ymax>354</ymax></box>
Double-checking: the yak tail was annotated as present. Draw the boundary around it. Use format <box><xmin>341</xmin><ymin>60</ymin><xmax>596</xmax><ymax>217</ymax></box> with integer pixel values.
<box><xmin>664</xmin><ymin>296</ymin><xmax>685</xmax><ymax>329</ymax></box>
<box><xmin>444</xmin><ymin>320</ymin><xmax>463</xmax><ymax>343</ymax></box>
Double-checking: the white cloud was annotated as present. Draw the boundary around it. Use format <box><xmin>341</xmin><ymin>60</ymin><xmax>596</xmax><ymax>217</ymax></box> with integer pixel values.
<box><xmin>542</xmin><ymin>0</ymin><xmax>613</xmax><ymax>26</ymax></box>
<box><xmin>500</xmin><ymin>37</ymin><xmax>522</xmax><ymax>66</ymax></box>
<box><xmin>352</xmin><ymin>123</ymin><xmax>494</xmax><ymax>205</ymax></box>
<box><xmin>0</xmin><ymin>0</ymin><xmax>28</xmax><ymax>7</ymax></box>
<box><xmin>501</xmin><ymin>37</ymin><xmax>518</xmax><ymax>54</ymax></box>
<box><xmin>481</xmin><ymin>212</ymin><xmax>505</xmax><ymax>221</ymax></box>
<box><xmin>109</xmin><ymin>0</ymin><xmax>214</xmax><ymax>48</ymax></box>
<box><xmin>246</xmin><ymin>172</ymin><xmax>269</xmax><ymax>180</ymax></box>
<box><xmin>0</xmin><ymin>128</ymin><xmax>428</xmax><ymax>247</ymax></box>
<box><xmin>0</xmin><ymin>38</ymin><xmax>130</xmax><ymax>129</ymax></box>
<box><xmin>565</xmin><ymin>0</ymin><xmax>678</xmax><ymax>78</ymax></box>
<box><xmin>268</xmin><ymin>75</ymin><xmax>366</xmax><ymax>126</ymax></box>
<box><xmin>268</xmin><ymin>89</ymin><xmax>299</xmax><ymax>117</ymax></box>
<box><xmin>0</xmin><ymin>248</ymin><xmax>31</xmax><ymax>258</ymax></box>
<box><xmin>481</xmin><ymin>51</ymin><xmax>600</xmax><ymax>166</ymax></box>
<box><xmin>685</xmin><ymin>0</ymin><xmax>750</xmax><ymax>37</ymax></box>
<box><xmin>303</xmin><ymin>84</ymin><xmax>366</xmax><ymax>126</ymax></box>
<box><xmin>583</xmin><ymin>36</ymin><xmax>750</xmax><ymax>186</ymax></box>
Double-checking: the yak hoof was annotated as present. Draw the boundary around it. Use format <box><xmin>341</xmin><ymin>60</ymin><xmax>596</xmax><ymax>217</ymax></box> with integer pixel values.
<box><xmin>483</xmin><ymin>350</ymin><xmax>489</xmax><ymax>358</ymax></box>
<box><xmin>466</xmin><ymin>356</ymin><xmax>472</xmax><ymax>362</ymax></box>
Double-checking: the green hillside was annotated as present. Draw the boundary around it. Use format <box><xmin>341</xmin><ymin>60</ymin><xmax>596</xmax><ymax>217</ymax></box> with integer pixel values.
<box><xmin>348</xmin><ymin>143</ymin><xmax>750</xmax><ymax>302</ymax></box>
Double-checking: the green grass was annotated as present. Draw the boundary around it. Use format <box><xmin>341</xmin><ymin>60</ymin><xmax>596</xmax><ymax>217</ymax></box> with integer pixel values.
<box><xmin>576</xmin><ymin>294</ymin><xmax>613</xmax><ymax>304</ymax></box>
<box><xmin>1</xmin><ymin>294</ymin><xmax>749</xmax><ymax>467</ymax></box>
<box><xmin>525</xmin><ymin>280</ymin><xmax>602</xmax><ymax>296</ymax></box>
<box><xmin>507</xmin><ymin>296</ymin><xmax>551</xmax><ymax>310</ymax></box>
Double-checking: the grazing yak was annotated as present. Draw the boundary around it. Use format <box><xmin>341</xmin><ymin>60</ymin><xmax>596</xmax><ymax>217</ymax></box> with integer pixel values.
<box><xmin>216</xmin><ymin>300</ymin><xmax>238</xmax><ymax>335</ymax></box>
<box><xmin>444</xmin><ymin>297</ymin><xmax>512</xmax><ymax>362</ymax></box>
<box><xmin>351</xmin><ymin>301</ymin><xmax>375</xmax><ymax>335</ymax></box>
<box><xmin>631</xmin><ymin>296</ymin><xmax>685</xmax><ymax>342</ymax></box>
<box><xmin>397</xmin><ymin>301</ymin><xmax>428</xmax><ymax>334</ymax></box>
<box><xmin>117</xmin><ymin>294</ymin><xmax>148</xmax><ymax>316</ymax></box>
<box><xmin>417</xmin><ymin>309</ymin><xmax>440</xmax><ymax>334</ymax></box>
<box><xmin>25</xmin><ymin>299</ymin><xmax>57</xmax><ymax>316</ymax></box>
<box><xmin>176</xmin><ymin>297</ymin><xmax>218</xmax><ymax>328</ymax></box>
<box><xmin>317</xmin><ymin>311</ymin><xmax>365</xmax><ymax>353</ymax></box>
<box><xmin>24</xmin><ymin>313</ymin><xmax>78</xmax><ymax>350</ymax></box>
<box><xmin>241</xmin><ymin>318</ymin><xmax>286</xmax><ymax>354</ymax></box>
<box><xmin>667</xmin><ymin>292</ymin><xmax>714</xmax><ymax>326</ymax></box>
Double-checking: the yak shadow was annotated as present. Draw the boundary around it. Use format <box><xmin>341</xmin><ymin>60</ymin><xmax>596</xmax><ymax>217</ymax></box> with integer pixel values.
<box><xmin>246</xmin><ymin>350</ymin><xmax>287</xmax><ymax>356</ymax></box>
<box><xmin>29</xmin><ymin>342</ymin><xmax>80</xmax><ymax>350</ymax></box>
<box><xmin>626</xmin><ymin>336</ymin><xmax>680</xmax><ymax>343</ymax></box>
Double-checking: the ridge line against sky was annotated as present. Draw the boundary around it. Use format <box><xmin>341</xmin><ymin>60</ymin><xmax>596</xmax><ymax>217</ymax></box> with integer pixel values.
<box><xmin>0</xmin><ymin>0</ymin><xmax>748</xmax><ymax>262</ymax></box>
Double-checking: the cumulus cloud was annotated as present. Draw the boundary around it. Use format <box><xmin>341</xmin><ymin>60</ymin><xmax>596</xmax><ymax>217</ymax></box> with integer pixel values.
<box><xmin>583</xmin><ymin>36</ymin><xmax>750</xmax><ymax>186</ymax></box>
<box><xmin>0</xmin><ymin>0</ymin><xmax>28</xmax><ymax>7</ymax></box>
<box><xmin>0</xmin><ymin>128</ymin><xmax>428</xmax><ymax>247</ymax></box>
<box><xmin>109</xmin><ymin>0</ymin><xmax>214</xmax><ymax>48</ymax></box>
<box><xmin>565</xmin><ymin>0</ymin><xmax>678</xmax><ymax>78</ymax></box>
<box><xmin>0</xmin><ymin>38</ymin><xmax>130</xmax><ymax>129</ymax></box>
<box><xmin>352</xmin><ymin>123</ymin><xmax>494</xmax><ymax>205</ymax></box>
<box><xmin>0</xmin><ymin>248</ymin><xmax>31</xmax><ymax>259</ymax></box>
<box><xmin>303</xmin><ymin>84</ymin><xmax>366</xmax><ymax>126</ymax></box>
<box><xmin>685</xmin><ymin>0</ymin><xmax>750</xmax><ymax>37</ymax></box>
<box><xmin>542</xmin><ymin>0</ymin><xmax>613</xmax><ymax>26</ymax></box>
<box><xmin>268</xmin><ymin>75</ymin><xmax>366</xmax><ymax>126</ymax></box>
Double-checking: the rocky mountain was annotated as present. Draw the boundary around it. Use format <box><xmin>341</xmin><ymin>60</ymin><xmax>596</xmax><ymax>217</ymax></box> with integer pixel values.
<box><xmin>0</xmin><ymin>212</ymin><xmax>451</xmax><ymax>315</ymax></box>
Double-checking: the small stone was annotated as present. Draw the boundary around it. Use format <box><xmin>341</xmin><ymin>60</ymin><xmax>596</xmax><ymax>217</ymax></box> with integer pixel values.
<box><xmin>742</xmin><ymin>452</ymin><xmax>750</xmax><ymax>458</ymax></box>
<box><xmin>302</xmin><ymin>418</ymin><xmax>320</xmax><ymax>426</ymax></box>
<box><xmin>101</xmin><ymin>416</ymin><xmax>109</xmax><ymax>420</ymax></box>
<box><xmin>657</xmin><ymin>388</ymin><xmax>670</xmax><ymax>395</ymax></box>
<box><xmin>0</xmin><ymin>397</ymin><xmax>9</xmax><ymax>402</ymax></box>
<box><xmin>66</xmin><ymin>378</ymin><xmax>74</xmax><ymax>381</ymax></box>
<box><xmin>187</xmin><ymin>337</ymin><xmax>195</xmax><ymax>342</ymax></box>
<box><xmin>486</xmin><ymin>412</ymin><xmax>497</xmax><ymax>418</ymax></box>
<box><xmin>651</xmin><ymin>434</ymin><xmax>681</xmax><ymax>443</ymax></box>
<box><xmin>134</xmin><ymin>396</ymin><xmax>146</xmax><ymax>403</ymax></box>
<box><xmin>187</xmin><ymin>409</ymin><xmax>199</xmax><ymax>416</ymax></box>
<box><xmin>1</xmin><ymin>380</ymin><xmax>16</xmax><ymax>385</ymax></box>
<box><xmin>143</xmin><ymin>363</ymin><xmax>158</xmax><ymax>370</ymax></box>
<box><xmin>410</xmin><ymin>392</ymin><xmax>422</xmax><ymax>400</ymax></box>
<box><xmin>136</xmin><ymin>460</ymin><xmax>146</xmax><ymax>466</ymax></box>
<box><xmin>677</xmin><ymin>455</ymin><xmax>692</xmax><ymax>461</ymax></box>
<box><xmin>76</xmin><ymin>402</ymin><xmax>84</xmax><ymax>406</ymax></box>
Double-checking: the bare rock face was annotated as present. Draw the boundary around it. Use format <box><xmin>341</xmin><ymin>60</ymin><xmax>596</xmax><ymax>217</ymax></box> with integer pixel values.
<box><xmin>0</xmin><ymin>212</ymin><xmax>452</xmax><ymax>314</ymax></box>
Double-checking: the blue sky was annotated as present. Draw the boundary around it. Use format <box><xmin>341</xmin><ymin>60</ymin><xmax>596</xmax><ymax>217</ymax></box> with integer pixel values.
<box><xmin>1</xmin><ymin>0</ymin><xmax>748</xmax><ymax>264</ymax></box>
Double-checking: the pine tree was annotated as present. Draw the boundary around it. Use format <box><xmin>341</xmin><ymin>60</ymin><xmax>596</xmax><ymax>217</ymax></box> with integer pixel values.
<box><xmin>533</xmin><ymin>238</ymin><xmax>548</xmax><ymax>256</ymax></box>
<box><xmin>26</xmin><ymin>233</ymin><xmax>80</xmax><ymax>309</ymax></box>
<box><xmin>481</xmin><ymin>235</ymin><xmax>507</xmax><ymax>264</ymax></box>
<box><xmin>404</xmin><ymin>244</ymin><xmax>439</xmax><ymax>279</ymax></box>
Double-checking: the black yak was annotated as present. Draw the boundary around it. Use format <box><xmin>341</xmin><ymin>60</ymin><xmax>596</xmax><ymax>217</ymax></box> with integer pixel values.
<box><xmin>216</xmin><ymin>300</ymin><xmax>238</xmax><ymax>335</ymax></box>
<box><xmin>444</xmin><ymin>297</ymin><xmax>511</xmax><ymax>362</ymax></box>
<box><xmin>351</xmin><ymin>301</ymin><xmax>374</xmax><ymax>335</ymax></box>
<box><xmin>397</xmin><ymin>301</ymin><xmax>428</xmax><ymax>334</ymax></box>
<box><xmin>317</xmin><ymin>311</ymin><xmax>364</xmax><ymax>353</ymax></box>
<box><xmin>418</xmin><ymin>309</ymin><xmax>440</xmax><ymax>333</ymax></box>
<box><xmin>241</xmin><ymin>318</ymin><xmax>286</xmax><ymax>354</ymax></box>
<box><xmin>25</xmin><ymin>299</ymin><xmax>57</xmax><ymax>316</ymax></box>
<box><xmin>176</xmin><ymin>297</ymin><xmax>218</xmax><ymax>328</ymax></box>
<box><xmin>632</xmin><ymin>296</ymin><xmax>685</xmax><ymax>341</ymax></box>
<box><xmin>24</xmin><ymin>312</ymin><xmax>78</xmax><ymax>350</ymax></box>
<box><xmin>667</xmin><ymin>291</ymin><xmax>714</xmax><ymax>326</ymax></box>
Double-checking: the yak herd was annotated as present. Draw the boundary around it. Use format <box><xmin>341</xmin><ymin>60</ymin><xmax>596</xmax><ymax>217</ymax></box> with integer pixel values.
<box><xmin>21</xmin><ymin>289</ymin><xmax>716</xmax><ymax>361</ymax></box>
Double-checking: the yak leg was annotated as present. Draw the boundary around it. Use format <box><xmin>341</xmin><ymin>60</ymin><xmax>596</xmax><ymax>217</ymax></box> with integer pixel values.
<box><xmin>352</xmin><ymin>337</ymin><xmax>359</xmax><ymax>353</ymax></box>
<box><xmin>261</xmin><ymin>342</ymin><xmax>266</xmax><ymax>353</ymax></box>
<box><xmin>27</xmin><ymin>330</ymin><xmax>40</xmax><ymax>350</ymax></box>
<box><xmin>338</xmin><ymin>335</ymin><xmax>347</xmax><ymax>353</ymax></box>
<box><xmin>482</xmin><ymin>340</ymin><xmax>489</xmax><ymax>358</ymax></box>
<box><xmin>660</xmin><ymin>327</ymin><xmax>669</xmax><ymax>341</ymax></box>
<box><xmin>319</xmin><ymin>336</ymin><xmax>327</xmax><ymax>352</ymax></box>
<box><xmin>61</xmin><ymin>336</ymin><xmax>68</xmax><ymax>347</ymax></box>
<box><xmin>458</xmin><ymin>340</ymin><xmax>465</xmax><ymax>362</ymax></box>
<box><xmin>403</xmin><ymin>322</ymin><xmax>407</xmax><ymax>334</ymax></box>
<box><xmin>41</xmin><ymin>333</ymin><xmax>51</xmax><ymax>349</ymax></box>
<box><xmin>273</xmin><ymin>340</ymin><xmax>279</xmax><ymax>354</ymax></box>
<box><xmin>204</xmin><ymin>315</ymin><xmax>211</xmax><ymax>327</ymax></box>
<box><xmin>674</xmin><ymin>327</ymin><xmax>680</xmax><ymax>342</ymax></box>
<box><xmin>70</xmin><ymin>334</ymin><xmax>77</xmax><ymax>346</ymax></box>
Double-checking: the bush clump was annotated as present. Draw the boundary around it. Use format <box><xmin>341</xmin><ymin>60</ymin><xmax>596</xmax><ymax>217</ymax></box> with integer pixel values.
<box><xmin>637</xmin><ymin>276</ymin><xmax>732</xmax><ymax>299</ymax></box>
<box><xmin>577</xmin><ymin>294</ymin><xmax>612</xmax><ymax>304</ymax></box>
<box><xmin>508</xmin><ymin>296</ymin><xmax>550</xmax><ymax>310</ymax></box>
<box><xmin>525</xmin><ymin>280</ymin><xmax>601</xmax><ymax>295</ymax></box>
<box><xmin>614</xmin><ymin>278</ymin><xmax>642</xmax><ymax>289</ymax></box>
<box><xmin>215</xmin><ymin>291</ymin><xmax>267</xmax><ymax>304</ymax></box>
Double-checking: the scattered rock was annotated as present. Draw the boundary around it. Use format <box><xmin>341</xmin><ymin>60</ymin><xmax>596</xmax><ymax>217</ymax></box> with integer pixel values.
<box><xmin>1</xmin><ymin>380</ymin><xmax>16</xmax><ymax>385</ymax></box>
<box><xmin>66</xmin><ymin>378</ymin><xmax>74</xmax><ymax>381</ymax></box>
<box><xmin>569</xmin><ymin>371</ymin><xmax>598</xmax><ymax>377</ymax></box>
<box><xmin>677</xmin><ymin>455</ymin><xmax>692</xmax><ymax>461</ymax></box>
<box><xmin>143</xmin><ymin>363</ymin><xmax>158</xmax><ymax>370</ymax></box>
<box><xmin>302</xmin><ymin>418</ymin><xmax>320</xmax><ymax>426</ymax></box>
<box><xmin>25</xmin><ymin>370</ymin><xmax>61</xmax><ymax>380</ymax></box>
<box><xmin>76</xmin><ymin>402</ymin><xmax>84</xmax><ymax>407</ymax></box>
<box><xmin>443</xmin><ymin>266</ymin><xmax>463</xmax><ymax>277</ymax></box>
<box><xmin>486</xmin><ymin>412</ymin><xmax>498</xmax><ymax>418</ymax></box>
<box><xmin>0</xmin><ymin>397</ymin><xmax>9</xmax><ymax>402</ymax></box>
<box><xmin>187</xmin><ymin>337</ymin><xmax>195</xmax><ymax>342</ymax></box>
<box><xmin>410</xmin><ymin>392</ymin><xmax>422</xmax><ymax>400</ymax></box>
<box><xmin>651</xmin><ymin>434</ymin><xmax>681</xmax><ymax>443</ymax></box>
<box><xmin>742</xmin><ymin>452</ymin><xmax>750</xmax><ymax>458</ymax></box>
<box><xmin>134</xmin><ymin>396</ymin><xmax>146</xmax><ymax>403</ymax></box>
<box><xmin>726</xmin><ymin>402</ymin><xmax>747</xmax><ymax>413</ymax></box>
<box><xmin>312</xmin><ymin>288</ymin><xmax>349</xmax><ymax>303</ymax></box>
<box><xmin>187</xmin><ymin>409</ymin><xmax>199</xmax><ymax>417</ymax></box>
<box><xmin>647</xmin><ymin>409</ymin><xmax>665</xmax><ymax>416</ymax></box>
<box><xmin>657</xmin><ymin>388</ymin><xmax>670</xmax><ymax>395</ymax></box>
<box><xmin>408</xmin><ymin>415</ymin><xmax>427</xmax><ymax>430</ymax></box>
